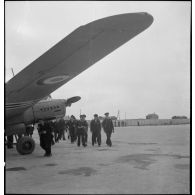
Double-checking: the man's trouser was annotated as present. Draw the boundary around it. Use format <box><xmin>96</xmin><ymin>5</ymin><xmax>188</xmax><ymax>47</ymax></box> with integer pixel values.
<box><xmin>69</xmin><ymin>129</ymin><xmax>76</xmax><ymax>143</ymax></box>
<box><xmin>84</xmin><ymin>130</ymin><xmax>88</xmax><ymax>144</ymax></box>
<box><xmin>77</xmin><ymin>130</ymin><xmax>85</xmax><ymax>146</ymax></box>
<box><xmin>106</xmin><ymin>131</ymin><xmax>112</xmax><ymax>146</ymax></box>
<box><xmin>40</xmin><ymin>134</ymin><xmax>52</xmax><ymax>155</ymax></box>
<box><xmin>92</xmin><ymin>131</ymin><xmax>101</xmax><ymax>146</ymax></box>
<box><xmin>60</xmin><ymin>129</ymin><xmax>66</xmax><ymax>140</ymax></box>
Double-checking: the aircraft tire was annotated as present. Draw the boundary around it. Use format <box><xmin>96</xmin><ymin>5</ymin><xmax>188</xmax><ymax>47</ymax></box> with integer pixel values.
<box><xmin>16</xmin><ymin>136</ymin><xmax>35</xmax><ymax>155</ymax></box>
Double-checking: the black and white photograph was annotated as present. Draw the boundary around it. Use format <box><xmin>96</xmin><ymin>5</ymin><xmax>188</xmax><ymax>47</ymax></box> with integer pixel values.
<box><xmin>5</xmin><ymin>1</ymin><xmax>191</xmax><ymax>194</ymax></box>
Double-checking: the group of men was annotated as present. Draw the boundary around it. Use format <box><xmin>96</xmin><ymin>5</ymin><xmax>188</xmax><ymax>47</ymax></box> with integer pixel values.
<box><xmin>38</xmin><ymin>112</ymin><xmax>114</xmax><ymax>157</ymax></box>
<box><xmin>65</xmin><ymin>112</ymin><xmax>114</xmax><ymax>147</ymax></box>
<box><xmin>6</xmin><ymin>112</ymin><xmax>115</xmax><ymax>157</ymax></box>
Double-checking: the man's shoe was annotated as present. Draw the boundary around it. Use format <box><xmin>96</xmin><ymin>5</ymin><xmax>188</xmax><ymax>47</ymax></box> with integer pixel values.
<box><xmin>45</xmin><ymin>153</ymin><xmax>52</xmax><ymax>157</ymax></box>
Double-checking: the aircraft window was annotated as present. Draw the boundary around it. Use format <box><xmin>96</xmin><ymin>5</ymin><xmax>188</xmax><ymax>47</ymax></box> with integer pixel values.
<box><xmin>57</xmin><ymin>106</ymin><xmax>59</xmax><ymax>108</ymax></box>
<box><xmin>40</xmin><ymin>108</ymin><xmax>43</xmax><ymax>111</ymax></box>
<box><xmin>50</xmin><ymin>107</ymin><xmax>52</xmax><ymax>110</ymax></box>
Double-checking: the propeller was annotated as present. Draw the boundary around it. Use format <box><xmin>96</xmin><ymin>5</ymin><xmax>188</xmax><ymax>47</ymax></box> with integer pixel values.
<box><xmin>66</xmin><ymin>96</ymin><xmax>81</xmax><ymax>107</ymax></box>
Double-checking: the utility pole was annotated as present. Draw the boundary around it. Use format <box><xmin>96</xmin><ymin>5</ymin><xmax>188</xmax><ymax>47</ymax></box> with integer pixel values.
<box><xmin>117</xmin><ymin>110</ymin><xmax>120</xmax><ymax>127</ymax></box>
<box><xmin>11</xmin><ymin>68</ymin><xmax>15</xmax><ymax>77</ymax></box>
<box><xmin>117</xmin><ymin>110</ymin><xmax>120</xmax><ymax>120</ymax></box>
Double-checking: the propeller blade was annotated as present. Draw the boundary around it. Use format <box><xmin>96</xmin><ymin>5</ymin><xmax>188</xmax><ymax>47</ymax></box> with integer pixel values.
<box><xmin>66</xmin><ymin>96</ymin><xmax>81</xmax><ymax>106</ymax></box>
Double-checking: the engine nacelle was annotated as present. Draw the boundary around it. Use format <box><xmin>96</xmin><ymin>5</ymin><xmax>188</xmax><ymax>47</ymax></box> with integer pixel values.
<box><xmin>32</xmin><ymin>99</ymin><xmax>66</xmax><ymax>123</ymax></box>
<box><xmin>6</xmin><ymin>123</ymin><xmax>26</xmax><ymax>136</ymax></box>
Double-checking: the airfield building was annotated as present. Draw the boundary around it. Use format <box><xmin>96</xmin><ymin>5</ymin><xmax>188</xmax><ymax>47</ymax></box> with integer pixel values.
<box><xmin>172</xmin><ymin>116</ymin><xmax>188</xmax><ymax>119</ymax></box>
<box><xmin>146</xmin><ymin>113</ymin><xmax>159</xmax><ymax>119</ymax></box>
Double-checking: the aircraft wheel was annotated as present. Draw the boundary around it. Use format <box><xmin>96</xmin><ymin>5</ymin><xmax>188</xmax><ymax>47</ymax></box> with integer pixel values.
<box><xmin>16</xmin><ymin>136</ymin><xmax>35</xmax><ymax>155</ymax></box>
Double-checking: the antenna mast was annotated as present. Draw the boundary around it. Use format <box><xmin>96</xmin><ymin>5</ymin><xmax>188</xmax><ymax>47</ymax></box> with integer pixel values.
<box><xmin>117</xmin><ymin>110</ymin><xmax>120</xmax><ymax>120</ymax></box>
<box><xmin>11</xmin><ymin>68</ymin><xmax>15</xmax><ymax>77</ymax></box>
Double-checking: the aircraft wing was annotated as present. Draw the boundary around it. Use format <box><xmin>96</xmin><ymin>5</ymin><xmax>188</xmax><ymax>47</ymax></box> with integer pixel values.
<box><xmin>6</xmin><ymin>13</ymin><xmax>153</xmax><ymax>112</ymax></box>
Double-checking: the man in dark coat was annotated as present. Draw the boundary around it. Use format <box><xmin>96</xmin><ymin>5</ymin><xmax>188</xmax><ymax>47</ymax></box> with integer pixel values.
<box><xmin>38</xmin><ymin>120</ymin><xmax>53</xmax><ymax>157</ymax></box>
<box><xmin>102</xmin><ymin>112</ymin><xmax>114</xmax><ymax>147</ymax></box>
<box><xmin>82</xmin><ymin>114</ymin><xmax>88</xmax><ymax>145</ymax></box>
<box><xmin>66</xmin><ymin>115</ymin><xmax>77</xmax><ymax>143</ymax></box>
<box><xmin>76</xmin><ymin>115</ymin><xmax>88</xmax><ymax>147</ymax></box>
<box><xmin>90</xmin><ymin>114</ymin><xmax>101</xmax><ymax>146</ymax></box>
<box><xmin>56</xmin><ymin>118</ymin><xmax>66</xmax><ymax>141</ymax></box>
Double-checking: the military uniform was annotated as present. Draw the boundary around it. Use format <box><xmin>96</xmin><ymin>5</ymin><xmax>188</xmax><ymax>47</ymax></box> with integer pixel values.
<box><xmin>38</xmin><ymin>121</ymin><xmax>53</xmax><ymax>156</ymax></box>
<box><xmin>90</xmin><ymin>117</ymin><xmax>101</xmax><ymax>146</ymax></box>
<box><xmin>77</xmin><ymin>117</ymin><xmax>88</xmax><ymax>147</ymax></box>
<box><xmin>56</xmin><ymin>118</ymin><xmax>66</xmax><ymax>141</ymax></box>
<box><xmin>102</xmin><ymin>113</ymin><xmax>114</xmax><ymax>147</ymax></box>
<box><xmin>67</xmin><ymin>119</ymin><xmax>77</xmax><ymax>143</ymax></box>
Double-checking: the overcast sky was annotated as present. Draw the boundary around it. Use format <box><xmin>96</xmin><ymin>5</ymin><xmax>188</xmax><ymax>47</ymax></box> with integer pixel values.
<box><xmin>5</xmin><ymin>1</ymin><xmax>191</xmax><ymax>119</ymax></box>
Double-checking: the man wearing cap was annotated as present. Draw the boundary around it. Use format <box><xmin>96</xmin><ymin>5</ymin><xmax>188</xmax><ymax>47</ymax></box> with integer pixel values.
<box><xmin>38</xmin><ymin>120</ymin><xmax>53</xmax><ymax>157</ymax></box>
<box><xmin>67</xmin><ymin>115</ymin><xmax>77</xmax><ymax>143</ymax></box>
<box><xmin>90</xmin><ymin>114</ymin><xmax>101</xmax><ymax>146</ymax></box>
<box><xmin>102</xmin><ymin>112</ymin><xmax>114</xmax><ymax>147</ymax></box>
<box><xmin>76</xmin><ymin>114</ymin><xmax>88</xmax><ymax>147</ymax></box>
<box><xmin>56</xmin><ymin>117</ymin><xmax>66</xmax><ymax>141</ymax></box>
<box><xmin>82</xmin><ymin>114</ymin><xmax>89</xmax><ymax>145</ymax></box>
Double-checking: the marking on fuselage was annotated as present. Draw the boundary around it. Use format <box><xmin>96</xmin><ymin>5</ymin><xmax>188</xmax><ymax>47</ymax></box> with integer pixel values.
<box><xmin>37</xmin><ymin>75</ymin><xmax>70</xmax><ymax>85</ymax></box>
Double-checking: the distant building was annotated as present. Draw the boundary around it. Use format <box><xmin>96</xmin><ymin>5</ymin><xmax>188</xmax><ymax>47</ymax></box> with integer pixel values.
<box><xmin>146</xmin><ymin>113</ymin><xmax>159</xmax><ymax>119</ymax></box>
<box><xmin>172</xmin><ymin>116</ymin><xmax>188</xmax><ymax>119</ymax></box>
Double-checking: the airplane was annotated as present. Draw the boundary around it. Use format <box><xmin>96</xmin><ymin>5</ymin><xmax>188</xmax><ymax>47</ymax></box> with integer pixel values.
<box><xmin>5</xmin><ymin>12</ymin><xmax>153</xmax><ymax>155</ymax></box>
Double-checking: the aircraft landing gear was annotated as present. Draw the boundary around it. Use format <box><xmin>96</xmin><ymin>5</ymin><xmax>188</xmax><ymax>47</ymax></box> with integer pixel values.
<box><xmin>16</xmin><ymin>136</ymin><xmax>35</xmax><ymax>155</ymax></box>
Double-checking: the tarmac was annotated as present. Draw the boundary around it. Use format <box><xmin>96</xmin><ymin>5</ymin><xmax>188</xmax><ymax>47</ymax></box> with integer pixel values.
<box><xmin>6</xmin><ymin>125</ymin><xmax>190</xmax><ymax>194</ymax></box>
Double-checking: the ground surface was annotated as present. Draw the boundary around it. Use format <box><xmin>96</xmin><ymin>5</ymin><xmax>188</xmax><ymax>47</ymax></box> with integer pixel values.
<box><xmin>6</xmin><ymin>125</ymin><xmax>190</xmax><ymax>194</ymax></box>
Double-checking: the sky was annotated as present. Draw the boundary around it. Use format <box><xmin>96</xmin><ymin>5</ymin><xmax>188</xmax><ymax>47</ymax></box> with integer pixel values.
<box><xmin>5</xmin><ymin>1</ymin><xmax>191</xmax><ymax>119</ymax></box>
